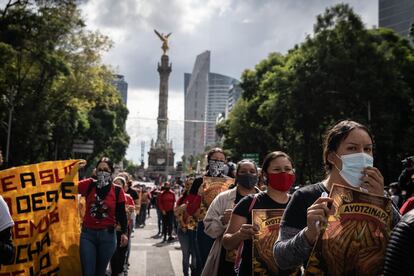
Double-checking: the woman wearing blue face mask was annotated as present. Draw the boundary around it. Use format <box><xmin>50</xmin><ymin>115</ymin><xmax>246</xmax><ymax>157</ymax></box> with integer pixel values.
<box><xmin>202</xmin><ymin>159</ymin><xmax>259</xmax><ymax>275</ymax></box>
<box><xmin>274</xmin><ymin>120</ymin><xmax>401</xmax><ymax>272</ymax></box>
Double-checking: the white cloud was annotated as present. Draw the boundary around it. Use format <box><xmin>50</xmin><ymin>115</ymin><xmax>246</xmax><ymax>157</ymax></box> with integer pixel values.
<box><xmin>179</xmin><ymin>0</ymin><xmax>232</xmax><ymax>32</ymax></box>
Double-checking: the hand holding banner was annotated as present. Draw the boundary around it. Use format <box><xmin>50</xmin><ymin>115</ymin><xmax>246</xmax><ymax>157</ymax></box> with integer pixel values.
<box><xmin>305</xmin><ymin>184</ymin><xmax>392</xmax><ymax>276</ymax></box>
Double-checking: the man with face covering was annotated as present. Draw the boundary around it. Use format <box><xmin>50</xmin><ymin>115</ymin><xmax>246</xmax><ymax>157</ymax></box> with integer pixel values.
<box><xmin>202</xmin><ymin>159</ymin><xmax>259</xmax><ymax>275</ymax></box>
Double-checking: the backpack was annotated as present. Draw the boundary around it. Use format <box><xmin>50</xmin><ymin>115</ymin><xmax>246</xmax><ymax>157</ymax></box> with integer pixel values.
<box><xmin>86</xmin><ymin>181</ymin><xmax>121</xmax><ymax>224</ymax></box>
<box><xmin>86</xmin><ymin>181</ymin><xmax>121</xmax><ymax>204</ymax></box>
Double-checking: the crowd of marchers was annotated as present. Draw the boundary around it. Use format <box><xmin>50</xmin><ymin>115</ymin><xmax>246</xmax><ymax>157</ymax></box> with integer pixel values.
<box><xmin>1</xmin><ymin>119</ymin><xmax>414</xmax><ymax>275</ymax></box>
<box><xmin>169</xmin><ymin>120</ymin><xmax>414</xmax><ymax>276</ymax></box>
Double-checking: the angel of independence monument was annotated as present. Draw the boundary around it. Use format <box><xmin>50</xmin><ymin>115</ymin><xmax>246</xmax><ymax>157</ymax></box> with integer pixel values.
<box><xmin>147</xmin><ymin>30</ymin><xmax>175</xmax><ymax>182</ymax></box>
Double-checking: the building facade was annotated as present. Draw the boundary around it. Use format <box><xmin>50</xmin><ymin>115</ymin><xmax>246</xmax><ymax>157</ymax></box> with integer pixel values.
<box><xmin>184</xmin><ymin>51</ymin><xmax>238</xmax><ymax>158</ymax></box>
<box><xmin>205</xmin><ymin>73</ymin><xmax>238</xmax><ymax>146</ymax></box>
<box><xmin>226</xmin><ymin>82</ymin><xmax>243</xmax><ymax>117</ymax></box>
<box><xmin>184</xmin><ymin>51</ymin><xmax>210</xmax><ymax>157</ymax></box>
<box><xmin>379</xmin><ymin>0</ymin><xmax>414</xmax><ymax>38</ymax></box>
<box><xmin>112</xmin><ymin>74</ymin><xmax>128</xmax><ymax>105</ymax></box>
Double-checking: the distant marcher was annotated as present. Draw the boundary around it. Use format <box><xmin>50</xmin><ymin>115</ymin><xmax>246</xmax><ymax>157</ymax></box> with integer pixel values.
<box><xmin>151</xmin><ymin>185</ymin><xmax>163</xmax><ymax>235</ymax></box>
<box><xmin>123</xmin><ymin>181</ymin><xmax>136</xmax><ymax>271</ymax></box>
<box><xmin>158</xmin><ymin>182</ymin><xmax>176</xmax><ymax>242</ymax></box>
<box><xmin>388</xmin><ymin>182</ymin><xmax>403</xmax><ymax>209</ymax></box>
<box><xmin>226</xmin><ymin>158</ymin><xmax>237</xmax><ymax>178</ymax></box>
<box><xmin>139</xmin><ymin>186</ymin><xmax>150</xmax><ymax>227</ymax></box>
<box><xmin>110</xmin><ymin>176</ymin><xmax>134</xmax><ymax>275</ymax></box>
<box><xmin>398</xmin><ymin>157</ymin><xmax>414</xmax><ymax>198</ymax></box>
<box><xmin>147</xmin><ymin>187</ymin><xmax>152</xmax><ymax>218</ymax></box>
<box><xmin>118</xmin><ymin>172</ymin><xmax>140</xmax><ymax>230</ymax></box>
<box><xmin>176</xmin><ymin>178</ymin><xmax>197</xmax><ymax>276</ymax></box>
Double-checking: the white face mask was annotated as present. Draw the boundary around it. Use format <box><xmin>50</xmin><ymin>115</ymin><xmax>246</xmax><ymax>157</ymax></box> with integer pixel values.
<box><xmin>96</xmin><ymin>171</ymin><xmax>112</xmax><ymax>188</ymax></box>
<box><xmin>208</xmin><ymin>160</ymin><xmax>225</xmax><ymax>177</ymax></box>
<box><xmin>334</xmin><ymin>152</ymin><xmax>373</xmax><ymax>187</ymax></box>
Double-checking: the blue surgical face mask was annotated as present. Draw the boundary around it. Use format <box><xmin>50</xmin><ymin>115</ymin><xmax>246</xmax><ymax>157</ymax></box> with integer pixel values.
<box><xmin>334</xmin><ymin>152</ymin><xmax>373</xmax><ymax>188</ymax></box>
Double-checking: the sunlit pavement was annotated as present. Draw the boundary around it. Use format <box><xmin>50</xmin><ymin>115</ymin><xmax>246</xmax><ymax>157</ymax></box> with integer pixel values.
<box><xmin>128</xmin><ymin>208</ymin><xmax>183</xmax><ymax>276</ymax></box>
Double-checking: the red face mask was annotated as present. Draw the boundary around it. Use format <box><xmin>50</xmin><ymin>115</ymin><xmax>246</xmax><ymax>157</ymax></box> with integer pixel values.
<box><xmin>267</xmin><ymin>172</ymin><xmax>296</xmax><ymax>192</ymax></box>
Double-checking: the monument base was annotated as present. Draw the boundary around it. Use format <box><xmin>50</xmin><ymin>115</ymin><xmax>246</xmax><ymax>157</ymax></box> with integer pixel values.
<box><xmin>147</xmin><ymin>146</ymin><xmax>175</xmax><ymax>182</ymax></box>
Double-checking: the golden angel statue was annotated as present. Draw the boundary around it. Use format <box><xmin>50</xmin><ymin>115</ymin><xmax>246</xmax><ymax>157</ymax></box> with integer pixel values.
<box><xmin>154</xmin><ymin>29</ymin><xmax>172</xmax><ymax>54</ymax></box>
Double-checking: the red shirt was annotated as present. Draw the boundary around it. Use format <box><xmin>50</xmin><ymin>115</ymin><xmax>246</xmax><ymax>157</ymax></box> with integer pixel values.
<box><xmin>157</xmin><ymin>190</ymin><xmax>176</xmax><ymax>212</ymax></box>
<box><xmin>177</xmin><ymin>194</ymin><xmax>190</xmax><ymax>207</ymax></box>
<box><xmin>78</xmin><ymin>178</ymin><xmax>126</xmax><ymax>229</ymax></box>
<box><xmin>400</xmin><ymin>196</ymin><xmax>414</xmax><ymax>215</ymax></box>
<box><xmin>186</xmin><ymin>194</ymin><xmax>202</xmax><ymax>216</ymax></box>
<box><xmin>125</xmin><ymin>193</ymin><xmax>135</xmax><ymax>226</ymax></box>
<box><xmin>125</xmin><ymin>193</ymin><xmax>134</xmax><ymax>207</ymax></box>
<box><xmin>176</xmin><ymin>194</ymin><xmax>191</xmax><ymax>222</ymax></box>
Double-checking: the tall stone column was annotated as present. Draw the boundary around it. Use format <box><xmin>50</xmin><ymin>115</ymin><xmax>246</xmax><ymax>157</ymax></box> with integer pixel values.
<box><xmin>156</xmin><ymin>54</ymin><xmax>172</xmax><ymax>147</ymax></box>
<box><xmin>147</xmin><ymin>30</ymin><xmax>175</xmax><ymax>182</ymax></box>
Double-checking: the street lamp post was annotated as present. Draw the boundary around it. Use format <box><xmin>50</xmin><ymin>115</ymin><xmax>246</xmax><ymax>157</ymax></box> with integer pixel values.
<box><xmin>5</xmin><ymin>88</ymin><xmax>16</xmax><ymax>164</ymax></box>
<box><xmin>164</xmin><ymin>123</ymin><xmax>169</xmax><ymax>182</ymax></box>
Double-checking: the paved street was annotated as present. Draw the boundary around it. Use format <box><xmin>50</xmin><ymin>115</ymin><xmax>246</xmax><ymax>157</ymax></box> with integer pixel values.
<box><xmin>128</xmin><ymin>208</ymin><xmax>183</xmax><ymax>276</ymax></box>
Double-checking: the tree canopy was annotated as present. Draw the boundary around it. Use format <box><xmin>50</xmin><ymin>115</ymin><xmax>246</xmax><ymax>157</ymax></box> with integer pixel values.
<box><xmin>0</xmin><ymin>0</ymin><xmax>129</xmax><ymax>167</ymax></box>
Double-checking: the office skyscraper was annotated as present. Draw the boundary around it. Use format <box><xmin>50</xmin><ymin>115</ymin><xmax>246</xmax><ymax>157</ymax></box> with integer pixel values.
<box><xmin>184</xmin><ymin>51</ymin><xmax>238</xmax><ymax>157</ymax></box>
<box><xmin>226</xmin><ymin>82</ymin><xmax>243</xmax><ymax>117</ymax></box>
<box><xmin>379</xmin><ymin>0</ymin><xmax>414</xmax><ymax>38</ymax></box>
<box><xmin>205</xmin><ymin>73</ymin><xmax>238</xmax><ymax>146</ymax></box>
<box><xmin>112</xmin><ymin>74</ymin><xmax>128</xmax><ymax>105</ymax></box>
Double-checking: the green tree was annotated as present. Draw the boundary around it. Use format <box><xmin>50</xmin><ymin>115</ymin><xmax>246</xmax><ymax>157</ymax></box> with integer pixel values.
<box><xmin>122</xmin><ymin>158</ymin><xmax>140</xmax><ymax>177</ymax></box>
<box><xmin>0</xmin><ymin>0</ymin><xmax>130</xmax><ymax>166</ymax></box>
